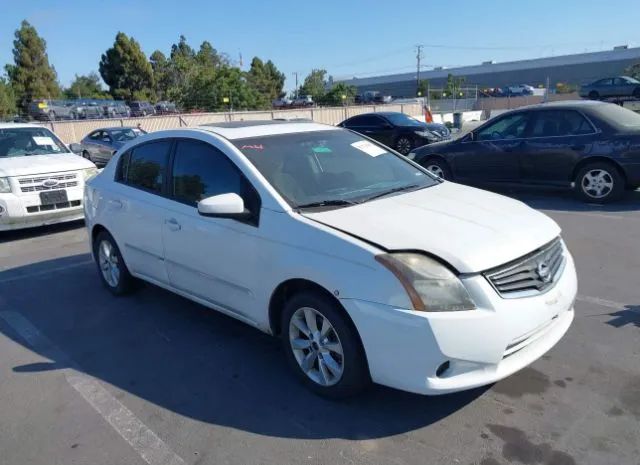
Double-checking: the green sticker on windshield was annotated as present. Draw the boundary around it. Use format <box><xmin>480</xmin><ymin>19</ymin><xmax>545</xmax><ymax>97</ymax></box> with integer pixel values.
<box><xmin>312</xmin><ymin>146</ymin><xmax>332</xmax><ymax>153</ymax></box>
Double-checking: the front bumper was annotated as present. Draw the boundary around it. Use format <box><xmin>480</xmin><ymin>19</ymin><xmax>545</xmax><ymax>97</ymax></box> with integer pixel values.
<box><xmin>341</xmin><ymin>250</ymin><xmax>577</xmax><ymax>395</ymax></box>
<box><xmin>0</xmin><ymin>190</ymin><xmax>84</xmax><ymax>231</ymax></box>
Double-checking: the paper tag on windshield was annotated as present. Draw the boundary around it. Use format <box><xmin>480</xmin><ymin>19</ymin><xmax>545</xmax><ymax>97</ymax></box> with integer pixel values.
<box><xmin>33</xmin><ymin>136</ymin><xmax>55</xmax><ymax>146</ymax></box>
<box><xmin>351</xmin><ymin>140</ymin><xmax>387</xmax><ymax>157</ymax></box>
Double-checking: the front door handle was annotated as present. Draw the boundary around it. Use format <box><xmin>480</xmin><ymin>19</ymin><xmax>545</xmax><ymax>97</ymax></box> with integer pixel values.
<box><xmin>109</xmin><ymin>199</ymin><xmax>123</xmax><ymax>209</ymax></box>
<box><xmin>165</xmin><ymin>218</ymin><xmax>181</xmax><ymax>231</ymax></box>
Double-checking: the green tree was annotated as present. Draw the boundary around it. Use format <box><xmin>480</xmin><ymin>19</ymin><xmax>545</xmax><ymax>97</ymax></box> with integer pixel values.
<box><xmin>625</xmin><ymin>63</ymin><xmax>640</xmax><ymax>80</ymax></box>
<box><xmin>417</xmin><ymin>79</ymin><xmax>429</xmax><ymax>97</ymax></box>
<box><xmin>5</xmin><ymin>20</ymin><xmax>61</xmax><ymax>113</ymax></box>
<box><xmin>99</xmin><ymin>32</ymin><xmax>154</xmax><ymax>101</ymax></box>
<box><xmin>150</xmin><ymin>50</ymin><xmax>172</xmax><ymax>100</ymax></box>
<box><xmin>64</xmin><ymin>72</ymin><xmax>109</xmax><ymax>99</ymax></box>
<box><xmin>299</xmin><ymin>69</ymin><xmax>327</xmax><ymax>102</ymax></box>
<box><xmin>0</xmin><ymin>79</ymin><xmax>17</xmax><ymax>119</ymax></box>
<box><xmin>323</xmin><ymin>82</ymin><xmax>357</xmax><ymax>106</ymax></box>
<box><xmin>444</xmin><ymin>74</ymin><xmax>465</xmax><ymax>98</ymax></box>
<box><xmin>246</xmin><ymin>57</ymin><xmax>286</xmax><ymax>108</ymax></box>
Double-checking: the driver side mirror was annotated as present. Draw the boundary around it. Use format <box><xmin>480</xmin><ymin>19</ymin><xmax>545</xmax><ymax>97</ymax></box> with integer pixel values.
<box><xmin>197</xmin><ymin>193</ymin><xmax>252</xmax><ymax>220</ymax></box>
<box><xmin>69</xmin><ymin>143</ymin><xmax>83</xmax><ymax>154</ymax></box>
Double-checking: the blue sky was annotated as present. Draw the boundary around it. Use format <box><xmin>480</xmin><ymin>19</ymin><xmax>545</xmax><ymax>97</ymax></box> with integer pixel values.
<box><xmin>1</xmin><ymin>0</ymin><xmax>639</xmax><ymax>91</ymax></box>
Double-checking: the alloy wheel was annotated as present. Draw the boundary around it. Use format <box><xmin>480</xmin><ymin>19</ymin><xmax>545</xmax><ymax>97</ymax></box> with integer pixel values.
<box><xmin>426</xmin><ymin>164</ymin><xmax>445</xmax><ymax>178</ymax></box>
<box><xmin>581</xmin><ymin>169</ymin><xmax>614</xmax><ymax>199</ymax></box>
<box><xmin>98</xmin><ymin>240</ymin><xmax>120</xmax><ymax>288</ymax></box>
<box><xmin>396</xmin><ymin>138</ymin><xmax>412</xmax><ymax>154</ymax></box>
<box><xmin>288</xmin><ymin>307</ymin><xmax>344</xmax><ymax>386</ymax></box>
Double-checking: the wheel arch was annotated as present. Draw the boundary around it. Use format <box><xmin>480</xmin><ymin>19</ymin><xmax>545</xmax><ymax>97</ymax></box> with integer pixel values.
<box><xmin>571</xmin><ymin>157</ymin><xmax>628</xmax><ymax>187</ymax></box>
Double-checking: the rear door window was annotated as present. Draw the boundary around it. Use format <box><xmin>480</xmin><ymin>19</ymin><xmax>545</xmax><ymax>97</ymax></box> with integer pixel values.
<box><xmin>126</xmin><ymin>140</ymin><xmax>172</xmax><ymax>194</ymax></box>
<box><xmin>530</xmin><ymin>110</ymin><xmax>595</xmax><ymax>137</ymax></box>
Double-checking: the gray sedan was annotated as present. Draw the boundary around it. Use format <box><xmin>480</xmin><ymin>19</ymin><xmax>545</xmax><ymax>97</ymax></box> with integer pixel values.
<box><xmin>78</xmin><ymin>127</ymin><xmax>139</xmax><ymax>166</ymax></box>
<box><xmin>579</xmin><ymin>76</ymin><xmax>640</xmax><ymax>100</ymax></box>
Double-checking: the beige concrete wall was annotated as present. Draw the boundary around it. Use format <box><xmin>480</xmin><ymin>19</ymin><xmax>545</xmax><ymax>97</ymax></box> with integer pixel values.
<box><xmin>40</xmin><ymin>103</ymin><xmax>425</xmax><ymax>144</ymax></box>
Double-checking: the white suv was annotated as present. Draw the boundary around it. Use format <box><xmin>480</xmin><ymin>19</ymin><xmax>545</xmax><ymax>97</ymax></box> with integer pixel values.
<box><xmin>84</xmin><ymin>121</ymin><xmax>577</xmax><ymax>398</ymax></box>
<box><xmin>0</xmin><ymin>124</ymin><xmax>97</xmax><ymax>231</ymax></box>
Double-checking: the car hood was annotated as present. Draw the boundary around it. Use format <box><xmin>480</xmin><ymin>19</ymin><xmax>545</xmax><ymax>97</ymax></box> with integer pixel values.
<box><xmin>0</xmin><ymin>153</ymin><xmax>95</xmax><ymax>177</ymax></box>
<box><xmin>303</xmin><ymin>182</ymin><xmax>560</xmax><ymax>273</ymax></box>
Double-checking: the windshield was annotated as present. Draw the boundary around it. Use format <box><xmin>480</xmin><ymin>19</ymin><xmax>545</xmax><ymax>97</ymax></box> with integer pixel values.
<box><xmin>233</xmin><ymin>129</ymin><xmax>438</xmax><ymax>208</ymax></box>
<box><xmin>0</xmin><ymin>127</ymin><xmax>69</xmax><ymax>157</ymax></box>
<box><xmin>384</xmin><ymin>113</ymin><xmax>425</xmax><ymax>127</ymax></box>
<box><xmin>594</xmin><ymin>103</ymin><xmax>640</xmax><ymax>129</ymax></box>
<box><xmin>110</xmin><ymin>129</ymin><xmax>137</xmax><ymax>142</ymax></box>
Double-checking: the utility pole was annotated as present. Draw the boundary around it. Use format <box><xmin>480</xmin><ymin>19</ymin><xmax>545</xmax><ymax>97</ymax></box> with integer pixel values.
<box><xmin>416</xmin><ymin>45</ymin><xmax>422</xmax><ymax>96</ymax></box>
<box><xmin>293</xmin><ymin>72</ymin><xmax>299</xmax><ymax>99</ymax></box>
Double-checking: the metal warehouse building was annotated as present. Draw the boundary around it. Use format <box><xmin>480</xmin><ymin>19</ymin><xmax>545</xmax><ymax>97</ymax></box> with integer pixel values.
<box><xmin>334</xmin><ymin>46</ymin><xmax>640</xmax><ymax>97</ymax></box>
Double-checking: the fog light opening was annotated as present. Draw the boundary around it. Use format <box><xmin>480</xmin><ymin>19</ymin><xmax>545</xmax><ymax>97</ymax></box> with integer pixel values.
<box><xmin>436</xmin><ymin>361</ymin><xmax>450</xmax><ymax>378</ymax></box>
<box><xmin>0</xmin><ymin>205</ymin><xmax>5</xmax><ymax>215</ymax></box>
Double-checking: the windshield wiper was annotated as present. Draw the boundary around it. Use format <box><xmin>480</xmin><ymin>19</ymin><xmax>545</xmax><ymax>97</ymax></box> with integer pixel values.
<box><xmin>362</xmin><ymin>184</ymin><xmax>421</xmax><ymax>203</ymax></box>
<box><xmin>296</xmin><ymin>199</ymin><xmax>358</xmax><ymax>209</ymax></box>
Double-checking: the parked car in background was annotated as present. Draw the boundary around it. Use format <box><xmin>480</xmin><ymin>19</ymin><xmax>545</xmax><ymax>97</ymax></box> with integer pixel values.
<box><xmin>28</xmin><ymin>99</ymin><xmax>77</xmax><ymax>121</ymax></box>
<box><xmin>103</xmin><ymin>101</ymin><xmax>131</xmax><ymax>118</ymax></box>
<box><xmin>272</xmin><ymin>97</ymin><xmax>292</xmax><ymax>108</ymax></box>
<box><xmin>76</xmin><ymin>126</ymin><xmax>140</xmax><ymax>166</ymax></box>
<box><xmin>506</xmin><ymin>84</ymin><xmax>535</xmax><ymax>96</ymax></box>
<box><xmin>356</xmin><ymin>91</ymin><xmax>393</xmax><ymax>104</ymax></box>
<box><xmin>129</xmin><ymin>101</ymin><xmax>156</xmax><ymax>117</ymax></box>
<box><xmin>409</xmin><ymin>100</ymin><xmax>640</xmax><ymax>203</ymax></box>
<box><xmin>291</xmin><ymin>95</ymin><xmax>314</xmax><ymax>107</ymax></box>
<box><xmin>72</xmin><ymin>100</ymin><xmax>104</xmax><ymax>119</ymax></box>
<box><xmin>155</xmin><ymin>101</ymin><xmax>178</xmax><ymax>114</ymax></box>
<box><xmin>84</xmin><ymin>120</ymin><xmax>576</xmax><ymax>398</ymax></box>
<box><xmin>0</xmin><ymin>123</ymin><xmax>97</xmax><ymax>230</ymax></box>
<box><xmin>579</xmin><ymin>76</ymin><xmax>640</xmax><ymax>100</ymax></box>
<box><xmin>338</xmin><ymin>111</ymin><xmax>449</xmax><ymax>154</ymax></box>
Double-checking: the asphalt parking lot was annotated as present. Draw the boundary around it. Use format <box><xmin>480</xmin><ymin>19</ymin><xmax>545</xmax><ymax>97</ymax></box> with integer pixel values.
<box><xmin>0</xmin><ymin>189</ymin><xmax>638</xmax><ymax>465</ymax></box>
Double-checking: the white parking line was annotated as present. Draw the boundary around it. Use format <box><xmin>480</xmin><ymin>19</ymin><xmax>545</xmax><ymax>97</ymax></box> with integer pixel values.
<box><xmin>576</xmin><ymin>294</ymin><xmax>628</xmax><ymax>310</ymax></box>
<box><xmin>0</xmin><ymin>311</ymin><xmax>186</xmax><ymax>465</ymax></box>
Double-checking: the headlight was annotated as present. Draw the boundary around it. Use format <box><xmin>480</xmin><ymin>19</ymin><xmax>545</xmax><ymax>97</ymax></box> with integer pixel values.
<box><xmin>0</xmin><ymin>177</ymin><xmax>11</xmax><ymax>193</ymax></box>
<box><xmin>414</xmin><ymin>130</ymin><xmax>438</xmax><ymax>139</ymax></box>
<box><xmin>376</xmin><ymin>253</ymin><xmax>476</xmax><ymax>312</ymax></box>
<box><xmin>83</xmin><ymin>167</ymin><xmax>99</xmax><ymax>181</ymax></box>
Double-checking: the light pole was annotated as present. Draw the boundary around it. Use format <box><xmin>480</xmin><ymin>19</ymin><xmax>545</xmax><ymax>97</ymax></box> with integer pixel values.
<box><xmin>292</xmin><ymin>72</ymin><xmax>299</xmax><ymax>99</ymax></box>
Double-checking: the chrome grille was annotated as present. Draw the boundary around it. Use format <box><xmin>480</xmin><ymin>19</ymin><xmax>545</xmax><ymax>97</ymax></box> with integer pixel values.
<box><xmin>484</xmin><ymin>238</ymin><xmax>565</xmax><ymax>298</ymax></box>
<box><xmin>18</xmin><ymin>173</ymin><xmax>78</xmax><ymax>193</ymax></box>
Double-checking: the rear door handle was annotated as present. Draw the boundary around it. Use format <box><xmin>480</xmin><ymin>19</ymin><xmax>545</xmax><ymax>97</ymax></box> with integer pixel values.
<box><xmin>165</xmin><ymin>218</ymin><xmax>181</xmax><ymax>231</ymax></box>
<box><xmin>109</xmin><ymin>199</ymin><xmax>123</xmax><ymax>209</ymax></box>
<box><xmin>571</xmin><ymin>144</ymin><xmax>585</xmax><ymax>151</ymax></box>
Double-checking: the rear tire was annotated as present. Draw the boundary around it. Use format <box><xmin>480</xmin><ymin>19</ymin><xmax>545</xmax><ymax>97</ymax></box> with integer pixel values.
<box><xmin>421</xmin><ymin>157</ymin><xmax>452</xmax><ymax>180</ymax></box>
<box><xmin>574</xmin><ymin>162</ymin><xmax>624</xmax><ymax>203</ymax></box>
<box><xmin>281</xmin><ymin>290</ymin><xmax>370</xmax><ymax>399</ymax></box>
<box><xmin>633</xmin><ymin>87</ymin><xmax>640</xmax><ymax>99</ymax></box>
<box><xmin>93</xmin><ymin>231</ymin><xmax>137</xmax><ymax>295</ymax></box>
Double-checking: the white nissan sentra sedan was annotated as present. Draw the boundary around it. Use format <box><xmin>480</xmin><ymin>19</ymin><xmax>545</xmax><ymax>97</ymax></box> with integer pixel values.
<box><xmin>84</xmin><ymin>120</ymin><xmax>576</xmax><ymax>398</ymax></box>
<box><xmin>0</xmin><ymin>123</ymin><xmax>98</xmax><ymax>231</ymax></box>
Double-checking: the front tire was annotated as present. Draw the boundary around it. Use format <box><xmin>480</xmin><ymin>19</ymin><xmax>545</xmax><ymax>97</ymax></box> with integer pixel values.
<box><xmin>588</xmin><ymin>91</ymin><xmax>599</xmax><ymax>100</ymax></box>
<box><xmin>395</xmin><ymin>136</ymin><xmax>413</xmax><ymax>155</ymax></box>
<box><xmin>93</xmin><ymin>231</ymin><xmax>137</xmax><ymax>295</ymax></box>
<box><xmin>82</xmin><ymin>151</ymin><xmax>92</xmax><ymax>162</ymax></box>
<box><xmin>575</xmin><ymin>162</ymin><xmax>624</xmax><ymax>203</ymax></box>
<box><xmin>422</xmin><ymin>157</ymin><xmax>452</xmax><ymax>180</ymax></box>
<box><xmin>281</xmin><ymin>290</ymin><xmax>369</xmax><ymax>399</ymax></box>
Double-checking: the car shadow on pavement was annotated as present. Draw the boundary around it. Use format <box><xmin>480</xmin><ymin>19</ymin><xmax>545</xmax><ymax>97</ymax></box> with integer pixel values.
<box><xmin>0</xmin><ymin>220</ymin><xmax>85</xmax><ymax>244</ymax></box>
<box><xmin>482</xmin><ymin>186</ymin><xmax>640</xmax><ymax>213</ymax></box>
<box><xmin>0</xmin><ymin>254</ymin><xmax>487</xmax><ymax>440</ymax></box>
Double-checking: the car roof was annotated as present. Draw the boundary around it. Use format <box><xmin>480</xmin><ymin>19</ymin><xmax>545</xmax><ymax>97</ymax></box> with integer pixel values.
<box><xmin>512</xmin><ymin>99</ymin><xmax>607</xmax><ymax>112</ymax></box>
<box><xmin>199</xmin><ymin>120</ymin><xmax>339</xmax><ymax>140</ymax></box>
<box><xmin>94</xmin><ymin>126</ymin><xmax>137</xmax><ymax>132</ymax></box>
<box><xmin>0</xmin><ymin>122</ymin><xmax>47</xmax><ymax>130</ymax></box>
